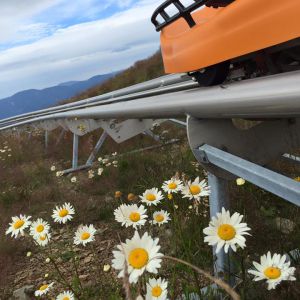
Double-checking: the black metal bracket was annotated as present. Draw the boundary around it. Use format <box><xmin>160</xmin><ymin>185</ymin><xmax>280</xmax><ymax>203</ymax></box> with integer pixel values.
<box><xmin>151</xmin><ymin>0</ymin><xmax>234</xmax><ymax>32</ymax></box>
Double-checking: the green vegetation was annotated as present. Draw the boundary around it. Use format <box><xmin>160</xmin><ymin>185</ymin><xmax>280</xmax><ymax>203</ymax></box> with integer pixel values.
<box><xmin>0</xmin><ymin>51</ymin><xmax>299</xmax><ymax>299</ymax></box>
<box><xmin>64</xmin><ymin>50</ymin><xmax>164</xmax><ymax>104</ymax></box>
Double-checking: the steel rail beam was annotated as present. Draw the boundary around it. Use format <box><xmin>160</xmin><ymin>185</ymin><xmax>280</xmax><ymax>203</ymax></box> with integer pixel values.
<box><xmin>195</xmin><ymin>144</ymin><xmax>300</xmax><ymax>207</ymax></box>
<box><xmin>0</xmin><ymin>73</ymin><xmax>190</xmax><ymax>127</ymax></box>
<box><xmin>1</xmin><ymin>70</ymin><xmax>300</xmax><ymax>131</ymax></box>
<box><xmin>0</xmin><ymin>81</ymin><xmax>196</xmax><ymax>129</ymax></box>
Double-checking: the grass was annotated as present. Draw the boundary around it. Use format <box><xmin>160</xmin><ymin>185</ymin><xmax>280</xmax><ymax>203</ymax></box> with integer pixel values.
<box><xmin>0</xmin><ymin>121</ymin><xmax>299</xmax><ymax>299</ymax></box>
<box><xmin>0</xmin><ymin>52</ymin><xmax>300</xmax><ymax>299</ymax></box>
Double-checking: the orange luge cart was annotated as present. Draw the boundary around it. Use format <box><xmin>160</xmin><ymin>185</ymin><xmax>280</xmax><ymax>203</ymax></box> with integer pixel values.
<box><xmin>152</xmin><ymin>0</ymin><xmax>300</xmax><ymax>85</ymax></box>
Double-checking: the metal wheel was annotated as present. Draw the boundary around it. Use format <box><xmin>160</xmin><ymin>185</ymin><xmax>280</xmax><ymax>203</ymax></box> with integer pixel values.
<box><xmin>192</xmin><ymin>61</ymin><xmax>230</xmax><ymax>86</ymax></box>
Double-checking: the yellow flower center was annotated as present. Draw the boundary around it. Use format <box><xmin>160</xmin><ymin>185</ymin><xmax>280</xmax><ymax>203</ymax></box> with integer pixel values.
<box><xmin>128</xmin><ymin>193</ymin><xmax>135</xmax><ymax>201</ymax></box>
<box><xmin>264</xmin><ymin>267</ymin><xmax>281</xmax><ymax>279</ymax></box>
<box><xmin>39</xmin><ymin>284</ymin><xmax>48</xmax><ymax>291</ymax></box>
<box><xmin>168</xmin><ymin>182</ymin><xmax>177</xmax><ymax>190</ymax></box>
<box><xmin>146</xmin><ymin>193</ymin><xmax>156</xmax><ymax>201</ymax></box>
<box><xmin>59</xmin><ymin>209</ymin><xmax>69</xmax><ymax>217</ymax></box>
<box><xmin>14</xmin><ymin>220</ymin><xmax>25</xmax><ymax>229</ymax></box>
<box><xmin>40</xmin><ymin>235</ymin><xmax>47</xmax><ymax>241</ymax></box>
<box><xmin>129</xmin><ymin>212</ymin><xmax>141</xmax><ymax>222</ymax></box>
<box><xmin>81</xmin><ymin>232</ymin><xmax>91</xmax><ymax>240</ymax></box>
<box><xmin>63</xmin><ymin>297</ymin><xmax>70</xmax><ymax>300</ymax></box>
<box><xmin>36</xmin><ymin>224</ymin><xmax>44</xmax><ymax>233</ymax></box>
<box><xmin>217</xmin><ymin>224</ymin><xmax>236</xmax><ymax>241</ymax></box>
<box><xmin>155</xmin><ymin>214</ymin><xmax>165</xmax><ymax>223</ymax></box>
<box><xmin>152</xmin><ymin>285</ymin><xmax>163</xmax><ymax>297</ymax></box>
<box><xmin>115</xmin><ymin>191</ymin><xmax>122</xmax><ymax>198</ymax></box>
<box><xmin>128</xmin><ymin>248</ymin><xmax>149</xmax><ymax>269</ymax></box>
<box><xmin>190</xmin><ymin>185</ymin><xmax>201</xmax><ymax>195</ymax></box>
<box><xmin>167</xmin><ymin>193</ymin><xmax>173</xmax><ymax>200</ymax></box>
<box><xmin>294</xmin><ymin>176</ymin><xmax>300</xmax><ymax>182</ymax></box>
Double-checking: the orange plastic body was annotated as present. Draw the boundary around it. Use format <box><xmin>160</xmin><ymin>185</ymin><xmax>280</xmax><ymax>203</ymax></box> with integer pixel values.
<box><xmin>160</xmin><ymin>0</ymin><xmax>300</xmax><ymax>73</ymax></box>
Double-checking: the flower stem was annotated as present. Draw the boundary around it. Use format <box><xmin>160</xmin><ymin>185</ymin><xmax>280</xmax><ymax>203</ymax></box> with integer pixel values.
<box><xmin>163</xmin><ymin>255</ymin><xmax>240</xmax><ymax>300</ymax></box>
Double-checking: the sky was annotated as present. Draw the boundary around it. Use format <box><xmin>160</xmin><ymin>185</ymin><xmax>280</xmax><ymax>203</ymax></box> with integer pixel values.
<box><xmin>0</xmin><ymin>0</ymin><xmax>162</xmax><ymax>99</ymax></box>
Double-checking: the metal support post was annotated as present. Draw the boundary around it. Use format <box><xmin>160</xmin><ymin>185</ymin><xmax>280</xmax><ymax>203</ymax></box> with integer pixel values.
<box><xmin>45</xmin><ymin>130</ymin><xmax>49</xmax><ymax>150</ymax></box>
<box><xmin>72</xmin><ymin>133</ymin><xmax>79</xmax><ymax>169</ymax></box>
<box><xmin>86</xmin><ymin>131</ymin><xmax>108</xmax><ymax>166</ymax></box>
<box><xmin>282</xmin><ymin>153</ymin><xmax>300</xmax><ymax>165</ymax></box>
<box><xmin>144</xmin><ymin>129</ymin><xmax>161</xmax><ymax>142</ymax></box>
<box><xmin>208</xmin><ymin>173</ymin><xmax>231</xmax><ymax>278</ymax></box>
<box><xmin>169</xmin><ymin>118</ymin><xmax>187</xmax><ymax>127</ymax></box>
<box><xmin>55</xmin><ymin>128</ymin><xmax>66</xmax><ymax>146</ymax></box>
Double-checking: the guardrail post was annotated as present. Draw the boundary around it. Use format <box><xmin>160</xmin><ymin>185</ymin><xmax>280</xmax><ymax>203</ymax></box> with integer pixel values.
<box><xmin>208</xmin><ymin>173</ymin><xmax>231</xmax><ymax>279</ymax></box>
<box><xmin>72</xmin><ymin>133</ymin><xmax>79</xmax><ymax>169</ymax></box>
<box><xmin>86</xmin><ymin>131</ymin><xmax>108</xmax><ymax>166</ymax></box>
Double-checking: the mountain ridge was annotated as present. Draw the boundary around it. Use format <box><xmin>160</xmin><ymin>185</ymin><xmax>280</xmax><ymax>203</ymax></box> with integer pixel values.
<box><xmin>0</xmin><ymin>72</ymin><xmax>116</xmax><ymax>120</ymax></box>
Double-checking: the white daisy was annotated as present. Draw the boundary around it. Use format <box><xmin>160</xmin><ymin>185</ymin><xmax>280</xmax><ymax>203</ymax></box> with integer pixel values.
<box><xmin>30</xmin><ymin>218</ymin><xmax>50</xmax><ymax>238</ymax></box>
<box><xmin>52</xmin><ymin>202</ymin><xmax>75</xmax><ymax>224</ymax></box>
<box><xmin>114</xmin><ymin>204</ymin><xmax>148</xmax><ymax>229</ymax></box>
<box><xmin>74</xmin><ymin>224</ymin><xmax>96</xmax><ymax>246</ymax></box>
<box><xmin>112</xmin><ymin>231</ymin><xmax>163</xmax><ymax>283</ymax></box>
<box><xmin>152</xmin><ymin>210</ymin><xmax>170</xmax><ymax>227</ymax></box>
<box><xmin>88</xmin><ymin>170</ymin><xmax>95</xmax><ymax>179</ymax></box>
<box><xmin>103</xmin><ymin>264</ymin><xmax>111</xmax><ymax>272</ymax></box>
<box><xmin>162</xmin><ymin>178</ymin><xmax>183</xmax><ymax>194</ymax></box>
<box><xmin>98</xmin><ymin>167</ymin><xmax>104</xmax><ymax>175</ymax></box>
<box><xmin>203</xmin><ymin>207</ymin><xmax>251</xmax><ymax>253</ymax></box>
<box><xmin>236</xmin><ymin>178</ymin><xmax>246</xmax><ymax>186</ymax></box>
<box><xmin>34</xmin><ymin>282</ymin><xmax>54</xmax><ymax>296</ymax></box>
<box><xmin>6</xmin><ymin>214</ymin><xmax>31</xmax><ymax>238</ymax></box>
<box><xmin>56</xmin><ymin>171</ymin><xmax>63</xmax><ymax>177</ymax></box>
<box><xmin>56</xmin><ymin>291</ymin><xmax>75</xmax><ymax>300</ymax></box>
<box><xmin>102</xmin><ymin>158</ymin><xmax>109</xmax><ymax>164</ymax></box>
<box><xmin>50</xmin><ymin>166</ymin><xmax>56</xmax><ymax>171</ymax></box>
<box><xmin>248</xmin><ymin>252</ymin><xmax>296</xmax><ymax>290</ymax></box>
<box><xmin>146</xmin><ymin>277</ymin><xmax>168</xmax><ymax>300</ymax></box>
<box><xmin>140</xmin><ymin>188</ymin><xmax>164</xmax><ymax>206</ymax></box>
<box><xmin>182</xmin><ymin>177</ymin><xmax>210</xmax><ymax>201</ymax></box>
<box><xmin>34</xmin><ymin>232</ymin><xmax>51</xmax><ymax>247</ymax></box>
<box><xmin>71</xmin><ymin>176</ymin><xmax>77</xmax><ymax>183</ymax></box>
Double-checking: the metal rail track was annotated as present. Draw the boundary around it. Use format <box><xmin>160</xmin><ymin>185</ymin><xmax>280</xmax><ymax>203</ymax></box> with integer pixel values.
<box><xmin>1</xmin><ymin>70</ymin><xmax>300</xmax><ymax>131</ymax></box>
<box><xmin>0</xmin><ymin>73</ymin><xmax>191</xmax><ymax>127</ymax></box>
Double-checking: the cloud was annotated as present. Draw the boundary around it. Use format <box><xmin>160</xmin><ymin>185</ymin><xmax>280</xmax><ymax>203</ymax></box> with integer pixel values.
<box><xmin>0</xmin><ymin>0</ymin><xmax>61</xmax><ymax>44</ymax></box>
<box><xmin>0</xmin><ymin>0</ymin><xmax>138</xmax><ymax>46</ymax></box>
<box><xmin>0</xmin><ymin>0</ymin><xmax>162</xmax><ymax>99</ymax></box>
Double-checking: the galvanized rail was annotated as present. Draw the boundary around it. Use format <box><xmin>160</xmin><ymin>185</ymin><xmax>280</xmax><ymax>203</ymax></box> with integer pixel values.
<box><xmin>0</xmin><ymin>73</ymin><xmax>192</xmax><ymax>127</ymax></box>
<box><xmin>1</xmin><ymin>70</ymin><xmax>300</xmax><ymax>131</ymax></box>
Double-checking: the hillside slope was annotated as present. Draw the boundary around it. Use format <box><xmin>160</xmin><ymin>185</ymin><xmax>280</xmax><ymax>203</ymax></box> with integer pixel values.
<box><xmin>65</xmin><ymin>51</ymin><xmax>164</xmax><ymax>104</ymax></box>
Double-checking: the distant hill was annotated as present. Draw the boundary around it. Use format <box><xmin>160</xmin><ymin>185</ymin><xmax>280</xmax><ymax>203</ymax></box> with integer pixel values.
<box><xmin>0</xmin><ymin>73</ymin><xmax>116</xmax><ymax>119</ymax></box>
<box><xmin>65</xmin><ymin>51</ymin><xmax>164</xmax><ymax>104</ymax></box>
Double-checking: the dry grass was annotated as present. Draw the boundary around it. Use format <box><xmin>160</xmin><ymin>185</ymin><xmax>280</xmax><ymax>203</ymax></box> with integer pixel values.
<box><xmin>0</xmin><ymin>122</ymin><xmax>299</xmax><ymax>299</ymax></box>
